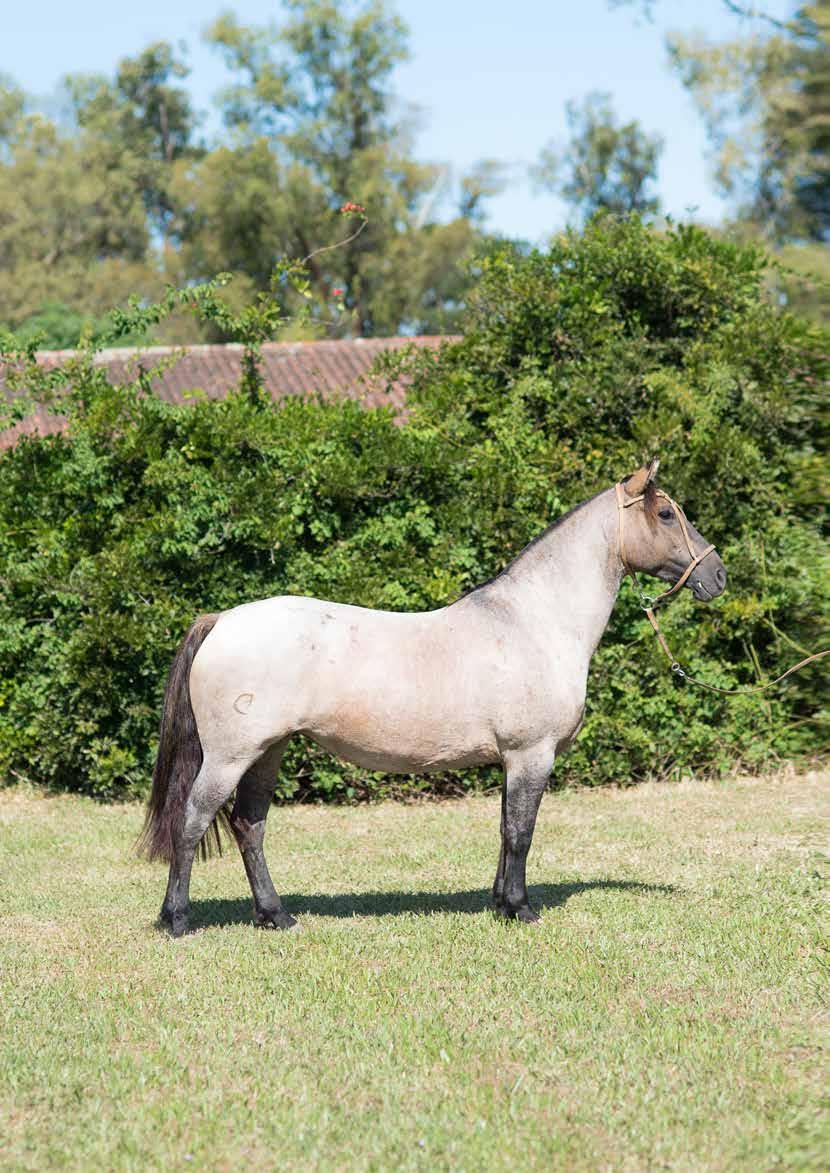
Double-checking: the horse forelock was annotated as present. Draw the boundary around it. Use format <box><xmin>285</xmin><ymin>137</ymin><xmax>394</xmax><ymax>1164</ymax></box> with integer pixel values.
<box><xmin>643</xmin><ymin>481</ymin><xmax>659</xmax><ymax>529</ymax></box>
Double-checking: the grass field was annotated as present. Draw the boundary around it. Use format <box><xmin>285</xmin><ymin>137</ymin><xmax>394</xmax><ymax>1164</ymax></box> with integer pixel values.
<box><xmin>0</xmin><ymin>773</ymin><xmax>827</xmax><ymax>1170</ymax></box>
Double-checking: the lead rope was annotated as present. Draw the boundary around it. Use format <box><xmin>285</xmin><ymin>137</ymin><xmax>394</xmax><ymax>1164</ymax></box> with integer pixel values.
<box><xmin>640</xmin><ymin>605</ymin><xmax>830</xmax><ymax>695</ymax></box>
<box><xmin>615</xmin><ymin>482</ymin><xmax>830</xmax><ymax>696</ymax></box>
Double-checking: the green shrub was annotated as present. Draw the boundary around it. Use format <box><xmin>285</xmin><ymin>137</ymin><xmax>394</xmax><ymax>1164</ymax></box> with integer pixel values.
<box><xmin>0</xmin><ymin>216</ymin><xmax>826</xmax><ymax>800</ymax></box>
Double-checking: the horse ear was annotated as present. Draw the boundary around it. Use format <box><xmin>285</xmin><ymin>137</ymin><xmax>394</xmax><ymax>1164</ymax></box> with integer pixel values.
<box><xmin>624</xmin><ymin>465</ymin><xmax>649</xmax><ymax>497</ymax></box>
<box><xmin>624</xmin><ymin>458</ymin><xmax>660</xmax><ymax>498</ymax></box>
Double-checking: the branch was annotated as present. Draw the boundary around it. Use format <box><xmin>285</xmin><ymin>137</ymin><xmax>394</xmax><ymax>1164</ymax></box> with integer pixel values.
<box><xmin>720</xmin><ymin>1</ymin><xmax>793</xmax><ymax>31</ymax></box>
<box><xmin>301</xmin><ymin>208</ymin><xmax>368</xmax><ymax>266</ymax></box>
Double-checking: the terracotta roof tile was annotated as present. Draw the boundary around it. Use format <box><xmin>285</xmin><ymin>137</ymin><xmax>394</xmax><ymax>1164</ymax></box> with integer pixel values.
<box><xmin>0</xmin><ymin>335</ymin><xmax>457</xmax><ymax>449</ymax></box>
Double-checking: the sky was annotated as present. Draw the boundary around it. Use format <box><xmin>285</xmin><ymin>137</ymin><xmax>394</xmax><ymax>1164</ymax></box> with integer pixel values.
<box><xmin>3</xmin><ymin>0</ymin><xmax>791</xmax><ymax>244</ymax></box>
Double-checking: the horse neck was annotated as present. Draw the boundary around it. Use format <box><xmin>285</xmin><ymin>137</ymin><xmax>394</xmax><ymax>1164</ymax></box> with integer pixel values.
<box><xmin>494</xmin><ymin>488</ymin><xmax>624</xmax><ymax>659</ymax></box>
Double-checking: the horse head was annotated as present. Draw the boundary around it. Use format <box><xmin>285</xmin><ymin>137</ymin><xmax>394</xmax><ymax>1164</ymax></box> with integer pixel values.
<box><xmin>617</xmin><ymin>460</ymin><xmax>727</xmax><ymax>603</ymax></box>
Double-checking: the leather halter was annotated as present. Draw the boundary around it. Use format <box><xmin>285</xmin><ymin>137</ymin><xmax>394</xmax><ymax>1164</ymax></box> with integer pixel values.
<box><xmin>613</xmin><ymin>480</ymin><xmax>829</xmax><ymax>694</ymax></box>
<box><xmin>615</xmin><ymin>481</ymin><xmax>716</xmax><ymax>606</ymax></box>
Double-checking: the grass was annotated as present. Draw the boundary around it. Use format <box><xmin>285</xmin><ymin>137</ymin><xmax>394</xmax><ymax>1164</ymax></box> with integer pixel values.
<box><xmin>0</xmin><ymin>772</ymin><xmax>827</xmax><ymax>1171</ymax></box>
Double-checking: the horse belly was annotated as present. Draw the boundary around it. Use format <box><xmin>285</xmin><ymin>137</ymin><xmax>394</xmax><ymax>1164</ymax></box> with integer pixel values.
<box><xmin>302</xmin><ymin>649</ymin><xmax>499</xmax><ymax>773</ymax></box>
<box><xmin>295</xmin><ymin>614</ymin><xmax>497</xmax><ymax>769</ymax></box>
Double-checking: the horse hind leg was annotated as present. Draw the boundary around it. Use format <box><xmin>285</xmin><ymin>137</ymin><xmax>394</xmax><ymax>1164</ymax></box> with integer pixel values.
<box><xmin>160</xmin><ymin>755</ymin><xmax>245</xmax><ymax>937</ymax></box>
<box><xmin>230</xmin><ymin>740</ymin><xmax>297</xmax><ymax>931</ymax></box>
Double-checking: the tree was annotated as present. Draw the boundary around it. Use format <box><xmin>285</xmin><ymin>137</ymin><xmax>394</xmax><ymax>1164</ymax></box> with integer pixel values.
<box><xmin>459</xmin><ymin>159</ymin><xmax>509</xmax><ymax>223</ymax></box>
<box><xmin>202</xmin><ymin>1</ymin><xmax>502</xmax><ymax>335</ymax></box>
<box><xmin>612</xmin><ymin>1</ymin><xmax>829</xmax><ymax>243</ymax></box>
<box><xmin>669</xmin><ymin>3</ymin><xmax>830</xmax><ymax>243</ymax></box>
<box><xmin>0</xmin><ymin>78</ymin><xmax>161</xmax><ymax>335</ymax></box>
<box><xmin>0</xmin><ymin>4</ymin><xmax>506</xmax><ymax>343</ymax></box>
<box><xmin>67</xmin><ymin>42</ymin><xmax>201</xmax><ymax>240</ymax></box>
<box><xmin>533</xmin><ymin>92</ymin><xmax>664</xmax><ymax>220</ymax></box>
<box><xmin>0</xmin><ymin>45</ymin><xmax>201</xmax><ymax>341</ymax></box>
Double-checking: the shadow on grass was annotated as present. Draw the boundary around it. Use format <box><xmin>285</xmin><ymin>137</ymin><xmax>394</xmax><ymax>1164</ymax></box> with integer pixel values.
<box><xmin>189</xmin><ymin>879</ymin><xmax>676</xmax><ymax>930</ymax></box>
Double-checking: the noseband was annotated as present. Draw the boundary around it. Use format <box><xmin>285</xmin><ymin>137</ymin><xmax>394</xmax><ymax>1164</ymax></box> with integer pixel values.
<box><xmin>615</xmin><ymin>482</ymin><xmax>716</xmax><ymax>606</ymax></box>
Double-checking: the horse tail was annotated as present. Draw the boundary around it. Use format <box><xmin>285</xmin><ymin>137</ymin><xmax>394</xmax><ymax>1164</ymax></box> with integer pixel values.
<box><xmin>137</xmin><ymin>613</ymin><xmax>226</xmax><ymax>863</ymax></box>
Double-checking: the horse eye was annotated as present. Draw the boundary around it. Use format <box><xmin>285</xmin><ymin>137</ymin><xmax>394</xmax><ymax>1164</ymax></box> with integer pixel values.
<box><xmin>658</xmin><ymin>507</ymin><xmax>674</xmax><ymax>521</ymax></box>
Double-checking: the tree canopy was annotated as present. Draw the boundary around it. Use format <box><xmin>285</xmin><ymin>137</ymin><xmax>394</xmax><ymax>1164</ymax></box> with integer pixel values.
<box><xmin>0</xmin><ymin>2</ymin><xmax>507</xmax><ymax>345</ymax></box>
<box><xmin>669</xmin><ymin>2</ymin><xmax>830</xmax><ymax>244</ymax></box>
<box><xmin>533</xmin><ymin>92</ymin><xmax>664</xmax><ymax>220</ymax></box>
<box><xmin>0</xmin><ymin>0</ymin><xmax>826</xmax><ymax>344</ymax></box>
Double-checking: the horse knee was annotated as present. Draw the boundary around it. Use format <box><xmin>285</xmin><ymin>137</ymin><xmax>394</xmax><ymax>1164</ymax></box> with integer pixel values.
<box><xmin>504</xmin><ymin>826</ymin><xmax>534</xmax><ymax>855</ymax></box>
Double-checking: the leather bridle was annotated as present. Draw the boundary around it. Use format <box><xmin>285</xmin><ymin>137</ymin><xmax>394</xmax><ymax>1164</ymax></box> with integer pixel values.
<box><xmin>613</xmin><ymin>480</ymin><xmax>829</xmax><ymax>693</ymax></box>
<box><xmin>615</xmin><ymin>481</ymin><xmax>717</xmax><ymax>607</ymax></box>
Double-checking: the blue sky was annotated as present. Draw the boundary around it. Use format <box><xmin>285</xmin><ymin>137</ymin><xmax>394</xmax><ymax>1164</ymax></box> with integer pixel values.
<box><xmin>5</xmin><ymin>0</ymin><xmax>789</xmax><ymax>243</ymax></box>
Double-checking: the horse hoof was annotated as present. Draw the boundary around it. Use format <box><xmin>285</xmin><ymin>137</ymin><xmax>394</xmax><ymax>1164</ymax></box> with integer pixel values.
<box><xmin>169</xmin><ymin>913</ymin><xmax>189</xmax><ymax>938</ymax></box>
<box><xmin>158</xmin><ymin>905</ymin><xmax>189</xmax><ymax>936</ymax></box>
<box><xmin>256</xmin><ymin>909</ymin><xmax>299</xmax><ymax>931</ymax></box>
<box><xmin>493</xmin><ymin>903</ymin><xmax>541</xmax><ymax>925</ymax></box>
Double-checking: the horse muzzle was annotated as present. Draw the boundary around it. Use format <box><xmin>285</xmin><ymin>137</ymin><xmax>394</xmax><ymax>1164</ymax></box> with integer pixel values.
<box><xmin>689</xmin><ymin>553</ymin><xmax>727</xmax><ymax>602</ymax></box>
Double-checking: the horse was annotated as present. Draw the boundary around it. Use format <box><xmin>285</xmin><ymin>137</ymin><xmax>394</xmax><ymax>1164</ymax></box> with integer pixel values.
<box><xmin>138</xmin><ymin>461</ymin><xmax>727</xmax><ymax>936</ymax></box>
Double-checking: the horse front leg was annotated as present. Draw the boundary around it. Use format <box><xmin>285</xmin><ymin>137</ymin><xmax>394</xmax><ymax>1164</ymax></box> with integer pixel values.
<box><xmin>492</xmin><ymin>780</ymin><xmax>507</xmax><ymax>906</ymax></box>
<box><xmin>493</xmin><ymin>746</ymin><xmax>554</xmax><ymax>924</ymax></box>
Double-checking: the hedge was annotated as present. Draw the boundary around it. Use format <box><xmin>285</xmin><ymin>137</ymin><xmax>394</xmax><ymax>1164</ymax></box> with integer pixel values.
<box><xmin>0</xmin><ymin>216</ymin><xmax>826</xmax><ymax>801</ymax></box>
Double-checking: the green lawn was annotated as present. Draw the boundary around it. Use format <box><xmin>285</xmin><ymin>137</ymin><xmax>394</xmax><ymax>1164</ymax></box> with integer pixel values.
<box><xmin>1</xmin><ymin>773</ymin><xmax>827</xmax><ymax>1170</ymax></box>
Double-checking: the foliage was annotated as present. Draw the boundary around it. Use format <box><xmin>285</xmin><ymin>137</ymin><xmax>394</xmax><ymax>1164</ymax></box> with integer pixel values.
<box><xmin>9</xmin><ymin>302</ymin><xmax>120</xmax><ymax>351</ymax></box>
<box><xmin>610</xmin><ymin>2</ymin><xmax>829</xmax><ymax>324</ymax></box>
<box><xmin>0</xmin><ymin>2</ymin><xmax>504</xmax><ymax>344</ymax></box>
<box><xmin>3</xmin><ymin>0</ymin><xmax>828</xmax><ymax>340</ymax></box>
<box><xmin>192</xmin><ymin>1</ymin><xmax>500</xmax><ymax>336</ymax></box>
<box><xmin>666</xmin><ymin>2</ymin><xmax>829</xmax><ymax>243</ymax></box>
<box><xmin>68</xmin><ymin>41</ymin><xmax>202</xmax><ymax>243</ymax></box>
<box><xmin>533</xmin><ymin>92</ymin><xmax>664</xmax><ymax>219</ymax></box>
<box><xmin>0</xmin><ymin>78</ymin><xmax>163</xmax><ymax>333</ymax></box>
<box><xmin>0</xmin><ymin>216</ymin><xmax>827</xmax><ymax>802</ymax></box>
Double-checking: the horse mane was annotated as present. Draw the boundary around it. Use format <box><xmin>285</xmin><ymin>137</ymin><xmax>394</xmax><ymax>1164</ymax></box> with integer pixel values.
<box><xmin>456</xmin><ymin>488</ymin><xmax>606</xmax><ymax>602</ymax></box>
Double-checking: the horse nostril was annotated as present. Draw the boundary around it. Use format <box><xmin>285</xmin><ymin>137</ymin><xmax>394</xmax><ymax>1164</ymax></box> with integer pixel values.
<box><xmin>715</xmin><ymin>566</ymin><xmax>726</xmax><ymax>589</ymax></box>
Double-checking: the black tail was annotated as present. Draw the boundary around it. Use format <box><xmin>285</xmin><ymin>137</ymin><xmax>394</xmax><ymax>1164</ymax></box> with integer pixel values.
<box><xmin>136</xmin><ymin>613</ymin><xmax>229</xmax><ymax>863</ymax></box>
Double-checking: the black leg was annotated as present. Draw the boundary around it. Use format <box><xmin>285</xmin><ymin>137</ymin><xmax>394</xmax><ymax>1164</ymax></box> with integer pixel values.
<box><xmin>231</xmin><ymin>743</ymin><xmax>297</xmax><ymax>930</ymax></box>
<box><xmin>160</xmin><ymin>761</ymin><xmax>235</xmax><ymax>937</ymax></box>
<box><xmin>160</xmin><ymin>839</ymin><xmax>199</xmax><ymax>938</ymax></box>
<box><xmin>493</xmin><ymin>752</ymin><xmax>552</xmax><ymax>924</ymax></box>
<box><xmin>160</xmin><ymin>757</ymin><xmax>246</xmax><ymax>937</ymax></box>
<box><xmin>492</xmin><ymin>779</ymin><xmax>507</xmax><ymax>905</ymax></box>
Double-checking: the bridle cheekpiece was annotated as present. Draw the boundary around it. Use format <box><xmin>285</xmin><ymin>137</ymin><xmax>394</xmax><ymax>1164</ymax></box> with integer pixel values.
<box><xmin>615</xmin><ymin>481</ymin><xmax>716</xmax><ymax>608</ymax></box>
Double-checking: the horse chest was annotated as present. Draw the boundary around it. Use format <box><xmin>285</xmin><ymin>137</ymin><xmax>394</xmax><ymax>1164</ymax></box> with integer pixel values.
<box><xmin>492</xmin><ymin>652</ymin><xmax>588</xmax><ymax>752</ymax></box>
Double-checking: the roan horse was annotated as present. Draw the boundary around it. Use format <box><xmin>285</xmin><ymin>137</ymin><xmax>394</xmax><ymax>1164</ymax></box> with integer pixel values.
<box><xmin>139</xmin><ymin>462</ymin><xmax>726</xmax><ymax>935</ymax></box>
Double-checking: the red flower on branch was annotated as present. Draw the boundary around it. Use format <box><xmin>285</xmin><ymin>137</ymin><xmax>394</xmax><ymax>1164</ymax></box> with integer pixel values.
<box><xmin>332</xmin><ymin>287</ymin><xmax>344</xmax><ymax>298</ymax></box>
<box><xmin>340</xmin><ymin>201</ymin><xmax>366</xmax><ymax>215</ymax></box>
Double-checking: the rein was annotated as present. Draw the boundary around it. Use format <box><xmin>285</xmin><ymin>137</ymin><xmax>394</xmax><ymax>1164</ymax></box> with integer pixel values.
<box><xmin>615</xmin><ymin>482</ymin><xmax>829</xmax><ymax>696</ymax></box>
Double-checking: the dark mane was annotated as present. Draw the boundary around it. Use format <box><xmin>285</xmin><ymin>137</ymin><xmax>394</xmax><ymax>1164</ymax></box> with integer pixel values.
<box><xmin>454</xmin><ymin>488</ymin><xmax>607</xmax><ymax>603</ymax></box>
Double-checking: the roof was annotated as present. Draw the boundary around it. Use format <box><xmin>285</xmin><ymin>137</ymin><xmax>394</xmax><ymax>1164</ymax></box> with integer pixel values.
<box><xmin>0</xmin><ymin>335</ymin><xmax>458</xmax><ymax>449</ymax></box>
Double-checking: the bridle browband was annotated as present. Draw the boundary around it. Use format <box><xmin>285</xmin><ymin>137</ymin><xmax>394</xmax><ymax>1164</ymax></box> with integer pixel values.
<box><xmin>614</xmin><ymin>481</ymin><xmax>716</xmax><ymax>607</ymax></box>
